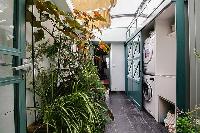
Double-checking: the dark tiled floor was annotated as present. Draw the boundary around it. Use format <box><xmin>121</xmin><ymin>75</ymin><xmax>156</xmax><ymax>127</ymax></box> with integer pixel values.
<box><xmin>105</xmin><ymin>92</ymin><xmax>168</xmax><ymax>133</ymax></box>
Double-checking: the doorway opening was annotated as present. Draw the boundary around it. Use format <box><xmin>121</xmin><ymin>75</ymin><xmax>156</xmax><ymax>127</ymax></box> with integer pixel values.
<box><xmin>93</xmin><ymin>43</ymin><xmax>111</xmax><ymax>90</ymax></box>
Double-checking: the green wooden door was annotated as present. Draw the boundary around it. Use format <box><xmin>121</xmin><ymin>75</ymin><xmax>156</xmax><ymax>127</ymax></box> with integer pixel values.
<box><xmin>0</xmin><ymin>0</ymin><xmax>26</xmax><ymax>133</ymax></box>
<box><xmin>126</xmin><ymin>33</ymin><xmax>143</xmax><ymax>109</ymax></box>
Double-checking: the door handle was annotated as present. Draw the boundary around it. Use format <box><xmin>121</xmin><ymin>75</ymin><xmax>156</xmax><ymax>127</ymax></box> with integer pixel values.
<box><xmin>12</xmin><ymin>63</ymin><xmax>32</xmax><ymax>71</ymax></box>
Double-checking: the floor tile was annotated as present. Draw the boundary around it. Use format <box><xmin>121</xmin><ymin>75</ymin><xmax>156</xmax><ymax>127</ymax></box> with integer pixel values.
<box><xmin>105</xmin><ymin>92</ymin><xmax>168</xmax><ymax>133</ymax></box>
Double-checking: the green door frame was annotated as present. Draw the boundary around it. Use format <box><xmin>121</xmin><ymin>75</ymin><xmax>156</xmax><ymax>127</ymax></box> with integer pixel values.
<box><xmin>176</xmin><ymin>0</ymin><xmax>190</xmax><ymax>111</ymax></box>
<box><xmin>0</xmin><ymin>0</ymin><xmax>26</xmax><ymax>132</ymax></box>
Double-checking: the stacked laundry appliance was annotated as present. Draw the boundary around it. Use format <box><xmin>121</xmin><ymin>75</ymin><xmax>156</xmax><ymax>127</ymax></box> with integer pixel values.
<box><xmin>143</xmin><ymin>31</ymin><xmax>156</xmax><ymax>117</ymax></box>
<box><xmin>142</xmin><ymin>18</ymin><xmax>177</xmax><ymax>123</ymax></box>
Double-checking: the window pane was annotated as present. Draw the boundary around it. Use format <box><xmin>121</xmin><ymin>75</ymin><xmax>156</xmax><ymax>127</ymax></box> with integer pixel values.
<box><xmin>0</xmin><ymin>84</ymin><xmax>15</xmax><ymax>133</ymax></box>
<box><xmin>0</xmin><ymin>54</ymin><xmax>18</xmax><ymax>78</ymax></box>
<box><xmin>0</xmin><ymin>0</ymin><xmax>14</xmax><ymax>48</ymax></box>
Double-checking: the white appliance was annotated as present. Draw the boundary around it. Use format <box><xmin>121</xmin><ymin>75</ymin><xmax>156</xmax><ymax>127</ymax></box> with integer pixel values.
<box><xmin>143</xmin><ymin>75</ymin><xmax>156</xmax><ymax>117</ymax></box>
<box><xmin>143</xmin><ymin>32</ymin><xmax>156</xmax><ymax>75</ymax></box>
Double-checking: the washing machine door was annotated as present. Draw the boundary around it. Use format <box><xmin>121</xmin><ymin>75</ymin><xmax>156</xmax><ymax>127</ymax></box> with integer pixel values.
<box><xmin>143</xmin><ymin>76</ymin><xmax>155</xmax><ymax>117</ymax></box>
<box><xmin>143</xmin><ymin>79</ymin><xmax>153</xmax><ymax>102</ymax></box>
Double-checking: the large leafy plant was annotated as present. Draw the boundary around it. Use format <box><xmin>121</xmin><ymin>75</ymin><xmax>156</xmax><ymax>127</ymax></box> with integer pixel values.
<box><xmin>26</xmin><ymin>0</ymin><xmax>112</xmax><ymax>132</ymax></box>
<box><xmin>176</xmin><ymin>106</ymin><xmax>200</xmax><ymax>133</ymax></box>
<box><xmin>176</xmin><ymin>51</ymin><xmax>200</xmax><ymax>133</ymax></box>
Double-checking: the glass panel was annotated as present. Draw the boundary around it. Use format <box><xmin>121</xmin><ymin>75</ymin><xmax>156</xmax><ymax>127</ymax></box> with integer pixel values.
<box><xmin>142</xmin><ymin>0</ymin><xmax>163</xmax><ymax>17</ymax></box>
<box><xmin>0</xmin><ymin>84</ymin><xmax>15</xmax><ymax>133</ymax></box>
<box><xmin>132</xmin><ymin>41</ymin><xmax>140</xmax><ymax>58</ymax></box>
<box><xmin>0</xmin><ymin>0</ymin><xmax>14</xmax><ymax>48</ymax></box>
<box><xmin>0</xmin><ymin>54</ymin><xmax>18</xmax><ymax>78</ymax></box>
<box><xmin>132</xmin><ymin>59</ymin><xmax>140</xmax><ymax>81</ymax></box>
<box><xmin>130</xmin><ymin>23</ymin><xmax>136</xmax><ymax>36</ymax></box>
<box><xmin>127</xmin><ymin>61</ymin><xmax>132</xmax><ymax>77</ymax></box>
<box><xmin>127</xmin><ymin>77</ymin><xmax>132</xmax><ymax>97</ymax></box>
<box><xmin>137</xmin><ymin>17</ymin><xmax>147</xmax><ymax>28</ymax></box>
<box><xmin>127</xmin><ymin>45</ymin><xmax>132</xmax><ymax>60</ymax></box>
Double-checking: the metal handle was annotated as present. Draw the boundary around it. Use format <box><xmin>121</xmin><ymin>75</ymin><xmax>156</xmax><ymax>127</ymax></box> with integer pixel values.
<box><xmin>12</xmin><ymin>63</ymin><xmax>32</xmax><ymax>71</ymax></box>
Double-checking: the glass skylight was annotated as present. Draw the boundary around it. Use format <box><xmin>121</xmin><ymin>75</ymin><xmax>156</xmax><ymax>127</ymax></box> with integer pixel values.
<box><xmin>142</xmin><ymin>0</ymin><xmax>164</xmax><ymax>16</ymax></box>
<box><xmin>110</xmin><ymin>0</ymin><xmax>164</xmax><ymax>28</ymax></box>
<box><xmin>109</xmin><ymin>0</ymin><xmax>142</xmax><ymax>28</ymax></box>
<box><xmin>110</xmin><ymin>0</ymin><xmax>142</xmax><ymax>15</ymax></box>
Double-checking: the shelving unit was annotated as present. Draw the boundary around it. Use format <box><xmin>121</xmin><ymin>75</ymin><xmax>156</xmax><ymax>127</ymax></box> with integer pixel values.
<box><xmin>158</xmin><ymin>96</ymin><xmax>175</xmax><ymax>122</ymax></box>
<box><xmin>139</xmin><ymin>3</ymin><xmax>177</xmax><ymax>122</ymax></box>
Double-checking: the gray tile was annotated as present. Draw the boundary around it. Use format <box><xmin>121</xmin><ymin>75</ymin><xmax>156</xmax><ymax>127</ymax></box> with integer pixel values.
<box><xmin>134</xmin><ymin>123</ymin><xmax>154</xmax><ymax>133</ymax></box>
<box><xmin>105</xmin><ymin>92</ymin><xmax>168</xmax><ymax>133</ymax></box>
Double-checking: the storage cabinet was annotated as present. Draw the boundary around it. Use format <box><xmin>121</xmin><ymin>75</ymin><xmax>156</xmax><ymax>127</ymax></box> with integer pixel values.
<box><xmin>125</xmin><ymin>2</ymin><xmax>178</xmax><ymax>124</ymax></box>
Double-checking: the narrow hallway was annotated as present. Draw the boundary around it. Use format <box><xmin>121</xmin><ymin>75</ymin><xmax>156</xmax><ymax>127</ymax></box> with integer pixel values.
<box><xmin>105</xmin><ymin>92</ymin><xmax>168</xmax><ymax>133</ymax></box>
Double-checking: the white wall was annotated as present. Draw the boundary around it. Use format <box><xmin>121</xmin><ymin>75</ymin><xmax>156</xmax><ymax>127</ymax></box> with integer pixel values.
<box><xmin>25</xmin><ymin>0</ymin><xmax>70</xmax><ymax>127</ymax></box>
<box><xmin>110</xmin><ymin>42</ymin><xmax>125</xmax><ymax>91</ymax></box>
<box><xmin>94</xmin><ymin>28</ymin><xmax>127</xmax><ymax>42</ymax></box>
<box><xmin>155</xmin><ymin>17</ymin><xmax>176</xmax><ymax>76</ymax></box>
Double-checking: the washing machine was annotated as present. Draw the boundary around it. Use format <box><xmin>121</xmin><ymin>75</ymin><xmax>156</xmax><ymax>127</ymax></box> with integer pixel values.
<box><xmin>143</xmin><ymin>75</ymin><xmax>156</xmax><ymax>117</ymax></box>
<box><xmin>143</xmin><ymin>32</ymin><xmax>156</xmax><ymax>75</ymax></box>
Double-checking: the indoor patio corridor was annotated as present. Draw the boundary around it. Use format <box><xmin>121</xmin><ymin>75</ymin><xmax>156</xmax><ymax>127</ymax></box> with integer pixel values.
<box><xmin>105</xmin><ymin>92</ymin><xmax>168</xmax><ymax>133</ymax></box>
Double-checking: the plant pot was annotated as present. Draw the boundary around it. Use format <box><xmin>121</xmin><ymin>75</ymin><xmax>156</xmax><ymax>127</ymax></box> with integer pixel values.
<box><xmin>27</xmin><ymin>122</ymin><xmax>54</xmax><ymax>133</ymax></box>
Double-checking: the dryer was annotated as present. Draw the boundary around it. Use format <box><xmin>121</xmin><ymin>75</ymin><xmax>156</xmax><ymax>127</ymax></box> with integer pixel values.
<box><xmin>143</xmin><ymin>32</ymin><xmax>156</xmax><ymax>75</ymax></box>
<box><xmin>143</xmin><ymin>75</ymin><xmax>156</xmax><ymax>117</ymax></box>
